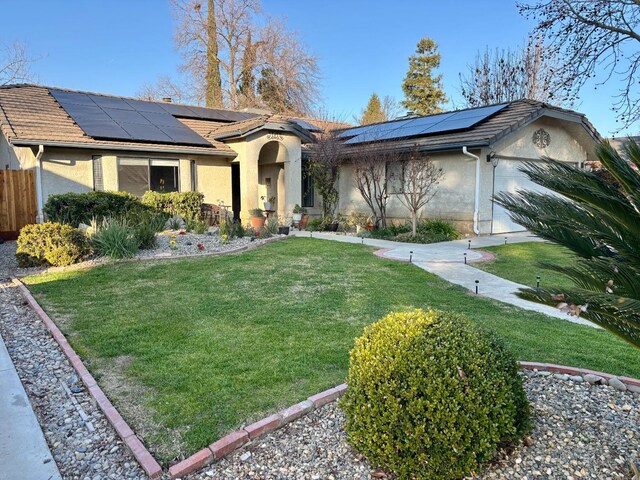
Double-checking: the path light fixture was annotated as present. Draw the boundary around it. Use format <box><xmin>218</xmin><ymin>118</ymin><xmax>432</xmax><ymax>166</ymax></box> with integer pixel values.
<box><xmin>361</xmin><ymin>237</ymin><xmax>364</xmax><ymax>244</ymax></box>
<box><xmin>505</xmin><ymin>237</ymin><xmax>508</xmax><ymax>245</ymax></box>
<box><xmin>475</xmin><ymin>279</ymin><xmax>479</xmax><ymax>294</ymax></box>
<box><xmin>536</xmin><ymin>275</ymin><xmax>541</xmax><ymax>290</ymax></box>
<box><xmin>464</xmin><ymin>252</ymin><xmax>467</xmax><ymax>264</ymax></box>
<box><xmin>468</xmin><ymin>239</ymin><xmax>471</xmax><ymax>250</ymax></box>
<box><xmin>410</xmin><ymin>251</ymin><xmax>413</xmax><ymax>263</ymax></box>
<box><xmin>310</xmin><ymin>232</ymin><xmax>313</xmax><ymax>238</ymax></box>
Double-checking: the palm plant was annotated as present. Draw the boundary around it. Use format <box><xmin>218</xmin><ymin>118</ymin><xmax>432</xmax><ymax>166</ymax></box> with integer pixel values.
<box><xmin>494</xmin><ymin>140</ymin><xmax>640</xmax><ymax>348</ymax></box>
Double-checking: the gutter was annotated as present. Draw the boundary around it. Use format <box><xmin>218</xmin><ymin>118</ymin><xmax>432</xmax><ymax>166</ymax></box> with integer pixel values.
<box><xmin>11</xmin><ymin>140</ymin><xmax>236</xmax><ymax>158</ymax></box>
<box><xmin>462</xmin><ymin>146</ymin><xmax>480</xmax><ymax>235</ymax></box>
<box><xmin>35</xmin><ymin>145</ymin><xmax>45</xmax><ymax>223</ymax></box>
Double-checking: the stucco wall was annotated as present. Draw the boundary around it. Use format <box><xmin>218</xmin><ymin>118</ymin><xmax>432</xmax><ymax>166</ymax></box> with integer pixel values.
<box><xmin>493</xmin><ymin>117</ymin><xmax>588</xmax><ymax>163</ymax></box>
<box><xmin>226</xmin><ymin>131</ymin><xmax>302</xmax><ymax>222</ymax></box>
<box><xmin>0</xmin><ymin>134</ymin><xmax>36</xmax><ymax>170</ymax></box>
<box><xmin>195</xmin><ymin>159</ymin><xmax>232</xmax><ymax>205</ymax></box>
<box><xmin>41</xmin><ymin>149</ymin><xmax>94</xmax><ymax>201</ymax></box>
<box><xmin>337</xmin><ymin>151</ymin><xmax>479</xmax><ymax>234</ymax></box>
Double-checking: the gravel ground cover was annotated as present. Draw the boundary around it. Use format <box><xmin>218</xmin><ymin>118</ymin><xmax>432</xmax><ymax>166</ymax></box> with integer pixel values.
<box><xmin>0</xmin><ymin>241</ymin><xmax>147</xmax><ymax>479</ymax></box>
<box><xmin>187</xmin><ymin>371</ymin><xmax>638</xmax><ymax>480</ymax></box>
<box><xmin>135</xmin><ymin>230</ymin><xmax>255</xmax><ymax>259</ymax></box>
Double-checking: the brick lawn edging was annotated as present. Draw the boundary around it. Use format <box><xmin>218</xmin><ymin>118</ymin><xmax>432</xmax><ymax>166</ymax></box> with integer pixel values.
<box><xmin>12</xmin><ymin>276</ymin><xmax>640</xmax><ymax>479</ymax></box>
<box><xmin>12</xmin><ymin>278</ymin><xmax>164</xmax><ymax>479</ymax></box>
<box><xmin>168</xmin><ymin>384</ymin><xmax>348</xmax><ymax>479</ymax></box>
<box><xmin>372</xmin><ymin>248</ymin><xmax>495</xmax><ymax>264</ymax></box>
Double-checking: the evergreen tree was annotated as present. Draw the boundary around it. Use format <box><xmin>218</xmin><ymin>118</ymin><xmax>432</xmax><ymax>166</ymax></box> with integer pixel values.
<box><xmin>239</xmin><ymin>30</ymin><xmax>256</xmax><ymax>107</ymax></box>
<box><xmin>359</xmin><ymin>93</ymin><xmax>385</xmax><ymax>125</ymax></box>
<box><xmin>401</xmin><ymin>38</ymin><xmax>447</xmax><ymax>115</ymax></box>
<box><xmin>204</xmin><ymin>0</ymin><xmax>223</xmax><ymax>108</ymax></box>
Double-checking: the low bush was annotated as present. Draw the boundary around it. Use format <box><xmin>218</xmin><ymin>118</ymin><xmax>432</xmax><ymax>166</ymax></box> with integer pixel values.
<box><xmin>127</xmin><ymin>210</ymin><xmax>168</xmax><ymax>250</ymax></box>
<box><xmin>417</xmin><ymin>219</ymin><xmax>462</xmax><ymax>239</ymax></box>
<box><xmin>16</xmin><ymin>222</ymin><xmax>92</xmax><ymax>267</ymax></box>
<box><xmin>142</xmin><ymin>191</ymin><xmax>204</xmax><ymax>221</ymax></box>
<box><xmin>92</xmin><ymin>217</ymin><xmax>139</xmax><ymax>259</ymax></box>
<box><xmin>43</xmin><ymin>191</ymin><xmax>144</xmax><ymax>227</ymax></box>
<box><xmin>341</xmin><ymin>309</ymin><xmax>530</xmax><ymax>480</ymax></box>
<box><xmin>306</xmin><ymin>217</ymin><xmax>325</xmax><ymax>231</ymax></box>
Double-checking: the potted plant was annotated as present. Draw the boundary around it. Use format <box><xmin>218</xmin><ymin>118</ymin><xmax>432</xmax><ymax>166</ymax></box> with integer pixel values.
<box><xmin>249</xmin><ymin>208</ymin><xmax>266</xmax><ymax>229</ymax></box>
<box><xmin>325</xmin><ymin>216</ymin><xmax>339</xmax><ymax>232</ymax></box>
<box><xmin>278</xmin><ymin>215</ymin><xmax>291</xmax><ymax>235</ymax></box>
<box><xmin>292</xmin><ymin>204</ymin><xmax>307</xmax><ymax>223</ymax></box>
<box><xmin>261</xmin><ymin>196</ymin><xmax>276</xmax><ymax>211</ymax></box>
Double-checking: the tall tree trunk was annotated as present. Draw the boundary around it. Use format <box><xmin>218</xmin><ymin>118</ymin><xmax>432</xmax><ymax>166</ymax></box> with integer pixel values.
<box><xmin>412</xmin><ymin>212</ymin><xmax>417</xmax><ymax>236</ymax></box>
<box><xmin>205</xmin><ymin>0</ymin><xmax>223</xmax><ymax>108</ymax></box>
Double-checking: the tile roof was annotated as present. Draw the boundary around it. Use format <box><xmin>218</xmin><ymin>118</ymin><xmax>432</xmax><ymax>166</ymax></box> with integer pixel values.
<box><xmin>0</xmin><ymin>85</ymin><xmax>237</xmax><ymax>156</ymax></box>
<box><xmin>338</xmin><ymin>99</ymin><xmax>601</xmax><ymax>152</ymax></box>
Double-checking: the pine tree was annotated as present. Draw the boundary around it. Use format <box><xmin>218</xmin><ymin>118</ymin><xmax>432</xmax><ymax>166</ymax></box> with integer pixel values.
<box><xmin>359</xmin><ymin>93</ymin><xmax>386</xmax><ymax>125</ymax></box>
<box><xmin>239</xmin><ymin>30</ymin><xmax>256</xmax><ymax>107</ymax></box>
<box><xmin>401</xmin><ymin>38</ymin><xmax>447</xmax><ymax>115</ymax></box>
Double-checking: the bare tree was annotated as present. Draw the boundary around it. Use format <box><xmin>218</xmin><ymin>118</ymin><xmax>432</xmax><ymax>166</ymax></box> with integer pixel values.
<box><xmin>171</xmin><ymin>0</ymin><xmax>320</xmax><ymax>113</ymax></box>
<box><xmin>459</xmin><ymin>36</ymin><xmax>574</xmax><ymax>107</ymax></box>
<box><xmin>351</xmin><ymin>144</ymin><xmax>402</xmax><ymax>228</ymax></box>
<box><xmin>307</xmin><ymin>129</ymin><xmax>344</xmax><ymax>219</ymax></box>
<box><xmin>137</xmin><ymin>76</ymin><xmax>192</xmax><ymax>104</ymax></box>
<box><xmin>256</xmin><ymin>18</ymin><xmax>320</xmax><ymax>115</ymax></box>
<box><xmin>519</xmin><ymin>0</ymin><xmax>640</xmax><ymax>128</ymax></box>
<box><xmin>392</xmin><ymin>147</ymin><xmax>443</xmax><ymax>236</ymax></box>
<box><xmin>1</xmin><ymin>41</ymin><xmax>37</xmax><ymax>86</ymax></box>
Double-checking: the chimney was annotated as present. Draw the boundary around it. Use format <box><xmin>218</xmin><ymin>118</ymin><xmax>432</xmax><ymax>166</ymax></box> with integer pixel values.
<box><xmin>162</xmin><ymin>97</ymin><xmax>173</xmax><ymax>103</ymax></box>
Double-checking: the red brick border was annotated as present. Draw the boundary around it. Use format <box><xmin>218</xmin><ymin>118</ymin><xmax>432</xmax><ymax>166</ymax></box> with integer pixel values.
<box><xmin>12</xmin><ymin>278</ymin><xmax>163</xmax><ymax>479</ymax></box>
<box><xmin>168</xmin><ymin>384</ymin><xmax>348</xmax><ymax>479</ymax></box>
<box><xmin>518</xmin><ymin>361</ymin><xmax>640</xmax><ymax>388</ymax></box>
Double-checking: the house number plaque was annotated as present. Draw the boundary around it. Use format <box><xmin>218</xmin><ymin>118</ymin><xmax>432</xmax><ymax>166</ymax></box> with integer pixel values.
<box><xmin>267</xmin><ymin>133</ymin><xmax>284</xmax><ymax>141</ymax></box>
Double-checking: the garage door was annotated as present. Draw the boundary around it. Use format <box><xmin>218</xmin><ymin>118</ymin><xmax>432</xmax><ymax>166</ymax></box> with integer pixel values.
<box><xmin>491</xmin><ymin>159</ymin><xmax>549</xmax><ymax>234</ymax></box>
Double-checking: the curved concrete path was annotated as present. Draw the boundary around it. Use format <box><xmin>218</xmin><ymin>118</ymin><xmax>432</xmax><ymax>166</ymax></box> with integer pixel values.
<box><xmin>291</xmin><ymin>230</ymin><xmax>596</xmax><ymax>328</ymax></box>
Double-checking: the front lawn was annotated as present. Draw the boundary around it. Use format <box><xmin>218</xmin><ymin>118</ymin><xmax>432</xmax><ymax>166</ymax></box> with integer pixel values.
<box><xmin>474</xmin><ymin>241</ymin><xmax>576</xmax><ymax>289</ymax></box>
<box><xmin>24</xmin><ymin>238</ymin><xmax>639</xmax><ymax>463</ymax></box>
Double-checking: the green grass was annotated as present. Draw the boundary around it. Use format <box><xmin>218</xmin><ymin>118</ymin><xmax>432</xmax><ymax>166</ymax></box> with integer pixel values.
<box><xmin>474</xmin><ymin>241</ymin><xmax>576</xmax><ymax>290</ymax></box>
<box><xmin>23</xmin><ymin>238</ymin><xmax>639</xmax><ymax>462</ymax></box>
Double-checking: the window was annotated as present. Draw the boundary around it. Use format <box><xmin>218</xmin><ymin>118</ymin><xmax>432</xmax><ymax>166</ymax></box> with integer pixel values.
<box><xmin>117</xmin><ymin>158</ymin><xmax>179</xmax><ymax>197</ymax></box>
<box><xmin>301</xmin><ymin>155</ymin><xmax>314</xmax><ymax>207</ymax></box>
<box><xmin>92</xmin><ymin>155</ymin><xmax>104</xmax><ymax>191</ymax></box>
<box><xmin>386</xmin><ymin>161</ymin><xmax>404</xmax><ymax>194</ymax></box>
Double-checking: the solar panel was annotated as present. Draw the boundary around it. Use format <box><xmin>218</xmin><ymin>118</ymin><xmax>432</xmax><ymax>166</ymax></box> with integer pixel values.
<box><xmin>50</xmin><ymin>89</ymin><xmax>212</xmax><ymax>146</ymax></box>
<box><xmin>340</xmin><ymin>103</ymin><xmax>509</xmax><ymax>144</ymax></box>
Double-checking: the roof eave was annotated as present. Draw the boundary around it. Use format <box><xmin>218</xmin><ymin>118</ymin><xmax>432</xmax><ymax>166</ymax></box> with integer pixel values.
<box><xmin>214</xmin><ymin>122</ymin><xmax>315</xmax><ymax>143</ymax></box>
<box><xmin>10</xmin><ymin>139</ymin><xmax>237</xmax><ymax>157</ymax></box>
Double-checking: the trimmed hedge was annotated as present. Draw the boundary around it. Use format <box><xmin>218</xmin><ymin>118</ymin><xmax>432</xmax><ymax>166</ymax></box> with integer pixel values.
<box><xmin>341</xmin><ymin>309</ymin><xmax>530</xmax><ymax>480</ymax></box>
<box><xmin>16</xmin><ymin>222</ymin><xmax>92</xmax><ymax>267</ymax></box>
<box><xmin>43</xmin><ymin>191</ymin><xmax>144</xmax><ymax>227</ymax></box>
<box><xmin>141</xmin><ymin>191</ymin><xmax>204</xmax><ymax>221</ymax></box>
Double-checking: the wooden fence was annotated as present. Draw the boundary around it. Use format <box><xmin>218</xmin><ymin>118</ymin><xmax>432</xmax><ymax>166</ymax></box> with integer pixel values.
<box><xmin>0</xmin><ymin>169</ymin><xmax>37</xmax><ymax>240</ymax></box>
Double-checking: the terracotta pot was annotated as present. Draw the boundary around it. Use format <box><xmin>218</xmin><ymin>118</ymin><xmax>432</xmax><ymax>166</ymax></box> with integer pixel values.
<box><xmin>250</xmin><ymin>216</ymin><xmax>266</xmax><ymax>229</ymax></box>
<box><xmin>300</xmin><ymin>214</ymin><xmax>310</xmax><ymax>230</ymax></box>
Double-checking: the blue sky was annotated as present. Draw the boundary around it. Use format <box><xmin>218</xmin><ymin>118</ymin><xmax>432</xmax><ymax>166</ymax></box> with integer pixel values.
<box><xmin>1</xmin><ymin>0</ymin><xmax>635</xmax><ymax>136</ymax></box>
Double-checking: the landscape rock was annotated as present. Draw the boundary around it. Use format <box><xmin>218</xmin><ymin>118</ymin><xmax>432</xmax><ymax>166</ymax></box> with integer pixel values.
<box><xmin>608</xmin><ymin>377</ymin><xmax>628</xmax><ymax>391</ymax></box>
<box><xmin>584</xmin><ymin>373</ymin><xmax>606</xmax><ymax>385</ymax></box>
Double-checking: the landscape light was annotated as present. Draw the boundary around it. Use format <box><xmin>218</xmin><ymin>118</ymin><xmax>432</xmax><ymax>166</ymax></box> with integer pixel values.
<box><xmin>475</xmin><ymin>279</ymin><xmax>479</xmax><ymax>294</ymax></box>
<box><xmin>464</xmin><ymin>252</ymin><xmax>467</xmax><ymax>264</ymax></box>
<box><xmin>536</xmin><ymin>275</ymin><xmax>541</xmax><ymax>290</ymax></box>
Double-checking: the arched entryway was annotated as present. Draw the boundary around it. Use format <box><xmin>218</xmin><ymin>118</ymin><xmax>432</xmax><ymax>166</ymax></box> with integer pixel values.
<box><xmin>257</xmin><ymin>141</ymin><xmax>289</xmax><ymax>218</ymax></box>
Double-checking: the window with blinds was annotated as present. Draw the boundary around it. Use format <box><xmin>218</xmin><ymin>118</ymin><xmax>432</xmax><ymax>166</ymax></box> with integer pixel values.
<box><xmin>117</xmin><ymin>158</ymin><xmax>179</xmax><ymax>197</ymax></box>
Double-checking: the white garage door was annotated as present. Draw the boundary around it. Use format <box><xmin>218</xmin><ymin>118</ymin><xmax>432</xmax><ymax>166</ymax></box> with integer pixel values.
<box><xmin>491</xmin><ymin>160</ymin><xmax>549</xmax><ymax>234</ymax></box>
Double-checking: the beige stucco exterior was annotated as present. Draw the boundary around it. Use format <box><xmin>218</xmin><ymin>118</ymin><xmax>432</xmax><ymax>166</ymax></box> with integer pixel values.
<box><xmin>0</xmin><ymin>113</ymin><xmax>595</xmax><ymax>234</ymax></box>
<box><xmin>334</xmin><ymin>116</ymin><xmax>595</xmax><ymax>235</ymax></box>
<box><xmin>225</xmin><ymin>130</ymin><xmax>302</xmax><ymax>222</ymax></box>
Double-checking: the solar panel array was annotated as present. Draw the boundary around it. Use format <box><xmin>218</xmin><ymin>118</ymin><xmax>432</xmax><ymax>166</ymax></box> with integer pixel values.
<box><xmin>289</xmin><ymin>118</ymin><xmax>322</xmax><ymax>133</ymax></box>
<box><xmin>50</xmin><ymin>90</ymin><xmax>257</xmax><ymax>146</ymax></box>
<box><xmin>339</xmin><ymin>103</ymin><xmax>509</xmax><ymax>144</ymax></box>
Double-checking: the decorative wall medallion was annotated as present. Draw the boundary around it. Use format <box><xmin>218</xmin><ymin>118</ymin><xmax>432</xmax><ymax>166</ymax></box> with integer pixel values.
<box><xmin>532</xmin><ymin>128</ymin><xmax>551</xmax><ymax>148</ymax></box>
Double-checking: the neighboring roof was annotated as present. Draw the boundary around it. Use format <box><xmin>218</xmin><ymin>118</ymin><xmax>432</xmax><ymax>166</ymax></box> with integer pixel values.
<box><xmin>337</xmin><ymin>99</ymin><xmax>601</xmax><ymax>155</ymax></box>
<box><xmin>609</xmin><ymin>136</ymin><xmax>640</xmax><ymax>154</ymax></box>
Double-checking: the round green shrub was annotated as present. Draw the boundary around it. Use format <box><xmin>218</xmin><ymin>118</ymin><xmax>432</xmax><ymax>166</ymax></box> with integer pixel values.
<box><xmin>341</xmin><ymin>309</ymin><xmax>530</xmax><ymax>480</ymax></box>
<box><xmin>16</xmin><ymin>222</ymin><xmax>92</xmax><ymax>267</ymax></box>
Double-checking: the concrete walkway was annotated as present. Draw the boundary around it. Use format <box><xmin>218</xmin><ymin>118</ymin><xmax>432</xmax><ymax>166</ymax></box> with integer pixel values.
<box><xmin>0</xmin><ymin>333</ymin><xmax>61</xmax><ymax>480</ymax></box>
<box><xmin>291</xmin><ymin>230</ymin><xmax>596</xmax><ymax>328</ymax></box>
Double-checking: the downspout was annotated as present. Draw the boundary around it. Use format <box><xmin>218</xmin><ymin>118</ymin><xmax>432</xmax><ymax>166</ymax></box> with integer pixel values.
<box><xmin>462</xmin><ymin>146</ymin><xmax>480</xmax><ymax>235</ymax></box>
<box><xmin>35</xmin><ymin>145</ymin><xmax>45</xmax><ymax>223</ymax></box>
